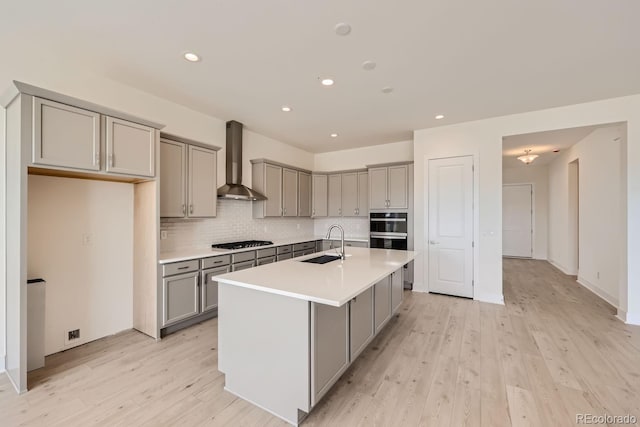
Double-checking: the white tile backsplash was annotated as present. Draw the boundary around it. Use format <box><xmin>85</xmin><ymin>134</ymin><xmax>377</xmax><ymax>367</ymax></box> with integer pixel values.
<box><xmin>313</xmin><ymin>217</ymin><xmax>369</xmax><ymax>239</ymax></box>
<box><xmin>160</xmin><ymin>200</ymin><xmax>314</xmax><ymax>252</ymax></box>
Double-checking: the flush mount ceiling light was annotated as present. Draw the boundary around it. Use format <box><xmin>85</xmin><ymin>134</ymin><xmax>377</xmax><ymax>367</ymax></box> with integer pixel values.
<box><xmin>435</xmin><ymin>114</ymin><xmax>444</xmax><ymax>120</ymax></box>
<box><xmin>335</xmin><ymin>23</ymin><xmax>352</xmax><ymax>36</ymax></box>
<box><xmin>381</xmin><ymin>86</ymin><xmax>394</xmax><ymax>94</ymax></box>
<box><xmin>183</xmin><ymin>52</ymin><xmax>200</xmax><ymax>62</ymax></box>
<box><xmin>321</xmin><ymin>78</ymin><xmax>335</xmax><ymax>86</ymax></box>
<box><xmin>517</xmin><ymin>149</ymin><xmax>539</xmax><ymax>165</ymax></box>
<box><xmin>362</xmin><ymin>60</ymin><xmax>376</xmax><ymax>71</ymax></box>
<box><xmin>330</xmin><ymin>133</ymin><xmax>338</xmax><ymax>138</ymax></box>
<box><xmin>281</xmin><ymin>106</ymin><xmax>292</xmax><ymax>112</ymax></box>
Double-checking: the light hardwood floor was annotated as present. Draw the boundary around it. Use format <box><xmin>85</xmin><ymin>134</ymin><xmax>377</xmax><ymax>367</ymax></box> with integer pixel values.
<box><xmin>1</xmin><ymin>259</ymin><xmax>639</xmax><ymax>426</ymax></box>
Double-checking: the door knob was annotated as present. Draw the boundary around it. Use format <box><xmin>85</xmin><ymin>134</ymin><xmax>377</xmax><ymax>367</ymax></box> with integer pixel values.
<box><xmin>429</xmin><ymin>240</ymin><xmax>440</xmax><ymax>245</ymax></box>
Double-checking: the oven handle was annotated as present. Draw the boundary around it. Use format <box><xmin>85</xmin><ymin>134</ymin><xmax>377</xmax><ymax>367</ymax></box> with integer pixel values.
<box><xmin>370</xmin><ymin>232</ymin><xmax>408</xmax><ymax>239</ymax></box>
<box><xmin>370</xmin><ymin>218</ymin><xmax>407</xmax><ymax>222</ymax></box>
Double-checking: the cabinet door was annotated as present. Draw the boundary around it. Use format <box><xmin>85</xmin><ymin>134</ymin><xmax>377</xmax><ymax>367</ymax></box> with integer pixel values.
<box><xmin>387</xmin><ymin>165</ymin><xmax>408</xmax><ymax>209</ymax></box>
<box><xmin>33</xmin><ymin>97</ymin><xmax>100</xmax><ymax>171</ymax></box>
<box><xmin>328</xmin><ymin>174</ymin><xmax>342</xmax><ymax>217</ymax></box>
<box><xmin>368</xmin><ymin>167</ymin><xmax>388</xmax><ymax>209</ymax></box>
<box><xmin>105</xmin><ymin>117</ymin><xmax>156</xmax><ymax>177</ymax></box>
<box><xmin>265</xmin><ymin>164</ymin><xmax>283</xmax><ymax>217</ymax></box>
<box><xmin>188</xmin><ymin>145</ymin><xmax>217</xmax><ymax>217</ymax></box>
<box><xmin>160</xmin><ymin>140</ymin><xmax>187</xmax><ymax>217</ymax></box>
<box><xmin>312</xmin><ymin>174</ymin><xmax>328</xmax><ymax>217</ymax></box>
<box><xmin>311</xmin><ymin>302</ymin><xmax>349</xmax><ymax>406</ymax></box>
<box><xmin>282</xmin><ymin>168</ymin><xmax>298</xmax><ymax>217</ymax></box>
<box><xmin>201</xmin><ymin>266</ymin><xmax>229</xmax><ymax>313</ymax></box>
<box><xmin>350</xmin><ymin>287</ymin><xmax>374</xmax><ymax>360</ymax></box>
<box><xmin>163</xmin><ymin>272</ymin><xmax>199</xmax><ymax>326</ymax></box>
<box><xmin>357</xmin><ymin>171</ymin><xmax>368</xmax><ymax>216</ymax></box>
<box><xmin>298</xmin><ymin>172</ymin><xmax>312</xmax><ymax>217</ymax></box>
<box><xmin>374</xmin><ymin>276</ymin><xmax>392</xmax><ymax>333</ymax></box>
<box><xmin>341</xmin><ymin>172</ymin><xmax>358</xmax><ymax>217</ymax></box>
<box><xmin>391</xmin><ymin>269</ymin><xmax>404</xmax><ymax>314</ymax></box>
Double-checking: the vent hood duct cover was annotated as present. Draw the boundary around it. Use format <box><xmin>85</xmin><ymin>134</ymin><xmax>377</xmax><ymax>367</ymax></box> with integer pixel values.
<box><xmin>217</xmin><ymin>120</ymin><xmax>267</xmax><ymax>201</ymax></box>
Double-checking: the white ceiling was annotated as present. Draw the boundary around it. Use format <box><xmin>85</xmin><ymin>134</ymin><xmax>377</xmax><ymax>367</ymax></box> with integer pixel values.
<box><xmin>2</xmin><ymin>0</ymin><xmax>640</xmax><ymax>153</ymax></box>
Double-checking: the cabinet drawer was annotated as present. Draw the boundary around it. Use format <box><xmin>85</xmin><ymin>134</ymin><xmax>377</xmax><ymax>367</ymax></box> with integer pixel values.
<box><xmin>232</xmin><ymin>251</ymin><xmax>255</xmax><ymax>264</ymax></box>
<box><xmin>232</xmin><ymin>260</ymin><xmax>256</xmax><ymax>271</ymax></box>
<box><xmin>276</xmin><ymin>245</ymin><xmax>292</xmax><ymax>254</ymax></box>
<box><xmin>294</xmin><ymin>241</ymin><xmax>315</xmax><ymax>251</ymax></box>
<box><xmin>256</xmin><ymin>247</ymin><xmax>276</xmax><ymax>258</ymax></box>
<box><xmin>257</xmin><ymin>256</ymin><xmax>276</xmax><ymax>266</ymax></box>
<box><xmin>202</xmin><ymin>255</ymin><xmax>231</xmax><ymax>269</ymax></box>
<box><xmin>163</xmin><ymin>259</ymin><xmax>199</xmax><ymax>277</ymax></box>
<box><xmin>276</xmin><ymin>253</ymin><xmax>293</xmax><ymax>261</ymax></box>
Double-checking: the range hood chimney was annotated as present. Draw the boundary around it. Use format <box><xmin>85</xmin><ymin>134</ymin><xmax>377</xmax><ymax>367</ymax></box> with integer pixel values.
<box><xmin>217</xmin><ymin>120</ymin><xmax>267</xmax><ymax>201</ymax></box>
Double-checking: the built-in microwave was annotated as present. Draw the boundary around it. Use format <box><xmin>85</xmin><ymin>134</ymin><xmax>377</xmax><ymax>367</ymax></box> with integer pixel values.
<box><xmin>369</xmin><ymin>212</ymin><xmax>408</xmax><ymax>250</ymax></box>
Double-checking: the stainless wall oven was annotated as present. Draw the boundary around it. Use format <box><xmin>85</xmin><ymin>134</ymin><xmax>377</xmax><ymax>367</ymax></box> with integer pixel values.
<box><xmin>369</xmin><ymin>212</ymin><xmax>408</xmax><ymax>250</ymax></box>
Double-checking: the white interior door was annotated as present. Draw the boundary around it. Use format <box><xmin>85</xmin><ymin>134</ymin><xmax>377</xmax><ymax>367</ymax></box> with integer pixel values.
<box><xmin>428</xmin><ymin>156</ymin><xmax>474</xmax><ymax>298</ymax></box>
<box><xmin>502</xmin><ymin>184</ymin><xmax>533</xmax><ymax>258</ymax></box>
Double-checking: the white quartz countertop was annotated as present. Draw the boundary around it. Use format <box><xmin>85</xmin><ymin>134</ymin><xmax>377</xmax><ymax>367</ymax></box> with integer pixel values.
<box><xmin>213</xmin><ymin>247</ymin><xmax>417</xmax><ymax>307</ymax></box>
<box><xmin>158</xmin><ymin>235</ymin><xmax>370</xmax><ymax>264</ymax></box>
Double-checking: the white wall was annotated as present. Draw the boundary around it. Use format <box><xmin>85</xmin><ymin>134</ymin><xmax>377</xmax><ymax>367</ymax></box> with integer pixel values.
<box><xmin>314</xmin><ymin>140</ymin><xmax>413</xmax><ymax>171</ymax></box>
<box><xmin>27</xmin><ymin>175</ymin><xmax>134</xmax><ymax>355</ymax></box>
<box><xmin>503</xmin><ymin>166</ymin><xmax>549</xmax><ymax>260</ymax></box>
<box><xmin>414</xmin><ymin>94</ymin><xmax>640</xmax><ymax>325</ymax></box>
<box><xmin>0</xmin><ymin>99</ymin><xmax>5</xmax><ymax>371</ymax></box>
<box><xmin>547</xmin><ymin>126</ymin><xmax>623</xmax><ymax>306</ymax></box>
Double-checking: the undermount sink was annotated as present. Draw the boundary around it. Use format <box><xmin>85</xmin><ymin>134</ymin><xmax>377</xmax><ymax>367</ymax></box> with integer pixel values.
<box><xmin>301</xmin><ymin>255</ymin><xmax>342</xmax><ymax>264</ymax></box>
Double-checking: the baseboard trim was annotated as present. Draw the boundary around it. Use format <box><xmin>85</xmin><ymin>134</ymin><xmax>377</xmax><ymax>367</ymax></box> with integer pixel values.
<box><xmin>576</xmin><ymin>276</ymin><xmax>619</xmax><ymax>308</ymax></box>
<box><xmin>548</xmin><ymin>259</ymin><xmax>573</xmax><ymax>275</ymax></box>
<box><xmin>618</xmin><ymin>310</ymin><xmax>640</xmax><ymax>326</ymax></box>
<box><xmin>0</xmin><ymin>354</ymin><xmax>5</xmax><ymax>372</ymax></box>
<box><xmin>474</xmin><ymin>291</ymin><xmax>505</xmax><ymax>306</ymax></box>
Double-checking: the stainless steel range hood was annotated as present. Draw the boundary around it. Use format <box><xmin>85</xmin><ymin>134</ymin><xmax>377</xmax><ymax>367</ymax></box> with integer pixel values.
<box><xmin>217</xmin><ymin>120</ymin><xmax>267</xmax><ymax>201</ymax></box>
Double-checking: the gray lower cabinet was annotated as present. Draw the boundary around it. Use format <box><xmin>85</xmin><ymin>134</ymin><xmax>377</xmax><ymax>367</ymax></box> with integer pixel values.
<box><xmin>233</xmin><ymin>260</ymin><xmax>256</xmax><ymax>271</ymax></box>
<box><xmin>277</xmin><ymin>253</ymin><xmax>293</xmax><ymax>261</ymax></box>
<box><xmin>201</xmin><ymin>265</ymin><xmax>229</xmax><ymax>313</ymax></box>
<box><xmin>374</xmin><ymin>276</ymin><xmax>392</xmax><ymax>334</ymax></box>
<box><xmin>311</xmin><ymin>302</ymin><xmax>349</xmax><ymax>406</ymax></box>
<box><xmin>163</xmin><ymin>271</ymin><xmax>199</xmax><ymax>326</ymax></box>
<box><xmin>391</xmin><ymin>269</ymin><xmax>404</xmax><ymax>314</ymax></box>
<box><xmin>349</xmin><ymin>287</ymin><xmax>374</xmax><ymax>360</ymax></box>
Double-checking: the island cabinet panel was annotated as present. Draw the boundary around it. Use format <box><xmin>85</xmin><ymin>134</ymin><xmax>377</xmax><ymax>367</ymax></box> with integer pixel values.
<box><xmin>163</xmin><ymin>271</ymin><xmax>199</xmax><ymax>326</ymax></box>
<box><xmin>349</xmin><ymin>287</ymin><xmax>374</xmax><ymax>360</ymax></box>
<box><xmin>391</xmin><ymin>268</ymin><xmax>404</xmax><ymax>314</ymax></box>
<box><xmin>218</xmin><ymin>284</ymin><xmax>310</xmax><ymax>425</ymax></box>
<box><xmin>33</xmin><ymin>97</ymin><xmax>101</xmax><ymax>171</ymax></box>
<box><xmin>374</xmin><ymin>276</ymin><xmax>392</xmax><ymax>333</ymax></box>
<box><xmin>298</xmin><ymin>171</ymin><xmax>312</xmax><ymax>217</ymax></box>
<box><xmin>105</xmin><ymin>116</ymin><xmax>156</xmax><ymax>177</ymax></box>
<box><xmin>311</xmin><ymin>302</ymin><xmax>349</xmax><ymax>407</ymax></box>
<box><xmin>312</xmin><ymin>174</ymin><xmax>328</xmax><ymax>217</ymax></box>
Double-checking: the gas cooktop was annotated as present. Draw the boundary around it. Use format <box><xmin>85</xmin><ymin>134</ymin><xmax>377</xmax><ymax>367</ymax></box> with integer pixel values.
<box><xmin>211</xmin><ymin>240</ymin><xmax>274</xmax><ymax>250</ymax></box>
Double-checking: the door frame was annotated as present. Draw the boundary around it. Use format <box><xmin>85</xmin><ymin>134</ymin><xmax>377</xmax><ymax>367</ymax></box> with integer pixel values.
<box><xmin>424</xmin><ymin>154</ymin><xmax>476</xmax><ymax>298</ymax></box>
<box><xmin>502</xmin><ymin>183</ymin><xmax>535</xmax><ymax>258</ymax></box>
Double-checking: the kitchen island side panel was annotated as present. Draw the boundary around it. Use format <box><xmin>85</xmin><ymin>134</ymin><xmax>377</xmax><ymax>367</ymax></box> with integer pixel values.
<box><xmin>218</xmin><ymin>283</ymin><xmax>310</xmax><ymax>424</ymax></box>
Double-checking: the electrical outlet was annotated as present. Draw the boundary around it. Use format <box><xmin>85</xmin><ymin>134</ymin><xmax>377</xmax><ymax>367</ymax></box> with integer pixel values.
<box><xmin>296</xmin><ymin>223</ymin><xmax>300</xmax><ymax>230</ymax></box>
<box><xmin>68</xmin><ymin>329</ymin><xmax>80</xmax><ymax>341</ymax></box>
<box><xmin>82</xmin><ymin>233</ymin><xmax>92</xmax><ymax>246</ymax></box>
<box><xmin>160</xmin><ymin>230</ymin><xmax>168</xmax><ymax>240</ymax></box>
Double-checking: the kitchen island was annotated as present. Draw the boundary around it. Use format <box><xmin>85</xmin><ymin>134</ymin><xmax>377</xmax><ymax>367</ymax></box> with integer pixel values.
<box><xmin>214</xmin><ymin>247</ymin><xmax>417</xmax><ymax>425</ymax></box>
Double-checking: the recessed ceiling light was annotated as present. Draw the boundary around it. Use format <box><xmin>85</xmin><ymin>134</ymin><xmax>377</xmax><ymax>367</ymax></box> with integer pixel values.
<box><xmin>335</xmin><ymin>23</ymin><xmax>352</xmax><ymax>36</ymax></box>
<box><xmin>362</xmin><ymin>61</ymin><xmax>376</xmax><ymax>71</ymax></box>
<box><xmin>435</xmin><ymin>114</ymin><xmax>444</xmax><ymax>120</ymax></box>
<box><xmin>281</xmin><ymin>106</ymin><xmax>292</xmax><ymax>112</ymax></box>
<box><xmin>553</xmin><ymin>149</ymin><xmax>560</xmax><ymax>153</ymax></box>
<box><xmin>321</xmin><ymin>78</ymin><xmax>335</xmax><ymax>86</ymax></box>
<box><xmin>183</xmin><ymin>52</ymin><xmax>200</xmax><ymax>62</ymax></box>
<box><xmin>330</xmin><ymin>133</ymin><xmax>338</xmax><ymax>138</ymax></box>
<box><xmin>381</xmin><ymin>86</ymin><xmax>394</xmax><ymax>94</ymax></box>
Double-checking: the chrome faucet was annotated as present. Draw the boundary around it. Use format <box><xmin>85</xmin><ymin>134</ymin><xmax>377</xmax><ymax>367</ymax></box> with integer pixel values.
<box><xmin>326</xmin><ymin>224</ymin><xmax>346</xmax><ymax>260</ymax></box>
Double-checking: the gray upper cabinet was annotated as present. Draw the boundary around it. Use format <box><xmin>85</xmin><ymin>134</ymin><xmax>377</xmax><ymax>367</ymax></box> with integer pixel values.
<box><xmin>357</xmin><ymin>171</ymin><xmax>368</xmax><ymax>216</ymax></box>
<box><xmin>188</xmin><ymin>145</ymin><xmax>217</xmax><ymax>217</ymax></box>
<box><xmin>312</xmin><ymin>174</ymin><xmax>328</xmax><ymax>217</ymax></box>
<box><xmin>33</xmin><ymin>97</ymin><xmax>101</xmax><ymax>171</ymax></box>
<box><xmin>328</xmin><ymin>174</ymin><xmax>342</xmax><ymax>217</ymax></box>
<box><xmin>160</xmin><ymin>139</ymin><xmax>217</xmax><ymax>218</ymax></box>
<box><xmin>282</xmin><ymin>168</ymin><xmax>298</xmax><ymax>217</ymax></box>
<box><xmin>298</xmin><ymin>171</ymin><xmax>312</xmax><ymax>217</ymax></box>
<box><xmin>368</xmin><ymin>165</ymin><xmax>408</xmax><ymax>209</ymax></box>
<box><xmin>341</xmin><ymin>172</ymin><xmax>358</xmax><ymax>216</ymax></box>
<box><xmin>252</xmin><ymin>162</ymin><xmax>283</xmax><ymax>218</ymax></box>
<box><xmin>105</xmin><ymin>116</ymin><xmax>155</xmax><ymax>177</ymax></box>
<box><xmin>160</xmin><ymin>140</ymin><xmax>187</xmax><ymax>217</ymax></box>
